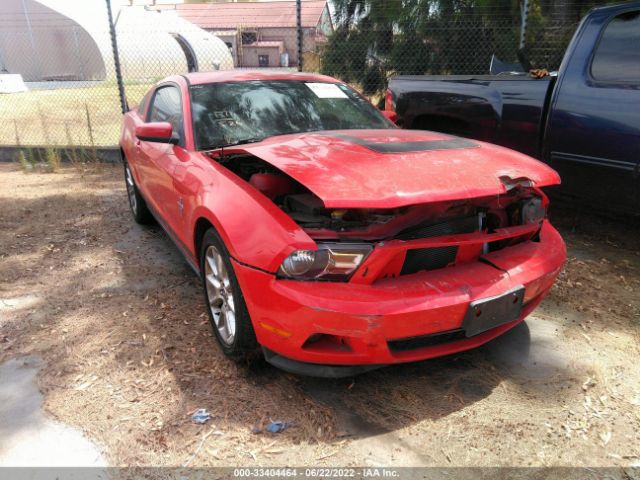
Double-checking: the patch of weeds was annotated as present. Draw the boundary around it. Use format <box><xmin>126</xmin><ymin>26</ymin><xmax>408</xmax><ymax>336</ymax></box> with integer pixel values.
<box><xmin>17</xmin><ymin>150</ymin><xmax>32</xmax><ymax>173</ymax></box>
<box><xmin>14</xmin><ymin>120</ymin><xmax>33</xmax><ymax>173</ymax></box>
<box><xmin>17</xmin><ymin>148</ymin><xmax>38</xmax><ymax>173</ymax></box>
<box><xmin>65</xmin><ymin>123</ymin><xmax>84</xmax><ymax>171</ymax></box>
<box><xmin>44</xmin><ymin>148</ymin><xmax>61</xmax><ymax>172</ymax></box>
<box><xmin>25</xmin><ymin>148</ymin><xmax>36</xmax><ymax>166</ymax></box>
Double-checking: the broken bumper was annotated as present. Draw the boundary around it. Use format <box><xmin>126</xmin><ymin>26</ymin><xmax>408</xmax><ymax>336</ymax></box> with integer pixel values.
<box><xmin>232</xmin><ymin>221</ymin><xmax>565</xmax><ymax>375</ymax></box>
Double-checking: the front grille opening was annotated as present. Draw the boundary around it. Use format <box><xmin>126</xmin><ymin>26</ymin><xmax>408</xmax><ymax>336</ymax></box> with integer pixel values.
<box><xmin>397</xmin><ymin>215</ymin><xmax>478</xmax><ymax>275</ymax></box>
<box><xmin>400</xmin><ymin>246</ymin><xmax>458</xmax><ymax>275</ymax></box>
<box><xmin>388</xmin><ymin>329</ymin><xmax>466</xmax><ymax>352</ymax></box>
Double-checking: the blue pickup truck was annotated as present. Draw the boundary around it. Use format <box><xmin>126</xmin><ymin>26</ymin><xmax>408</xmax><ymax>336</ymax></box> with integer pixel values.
<box><xmin>387</xmin><ymin>2</ymin><xmax>640</xmax><ymax>215</ymax></box>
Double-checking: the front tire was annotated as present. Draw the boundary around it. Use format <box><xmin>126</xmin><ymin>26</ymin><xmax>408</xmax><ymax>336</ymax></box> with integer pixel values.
<box><xmin>200</xmin><ymin>228</ymin><xmax>257</xmax><ymax>360</ymax></box>
<box><xmin>123</xmin><ymin>161</ymin><xmax>153</xmax><ymax>224</ymax></box>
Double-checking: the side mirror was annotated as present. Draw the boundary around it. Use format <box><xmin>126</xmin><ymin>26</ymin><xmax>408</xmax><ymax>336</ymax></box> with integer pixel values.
<box><xmin>136</xmin><ymin>122</ymin><xmax>179</xmax><ymax>144</ymax></box>
<box><xmin>382</xmin><ymin>110</ymin><xmax>398</xmax><ymax>124</ymax></box>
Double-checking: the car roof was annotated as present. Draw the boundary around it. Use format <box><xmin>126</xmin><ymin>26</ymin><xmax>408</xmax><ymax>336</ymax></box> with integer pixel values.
<box><xmin>183</xmin><ymin>70</ymin><xmax>341</xmax><ymax>85</ymax></box>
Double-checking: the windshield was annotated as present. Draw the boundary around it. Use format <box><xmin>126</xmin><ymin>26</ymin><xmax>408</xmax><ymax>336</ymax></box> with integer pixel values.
<box><xmin>190</xmin><ymin>80</ymin><xmax>393</xmax><ymax>150</ymax></box>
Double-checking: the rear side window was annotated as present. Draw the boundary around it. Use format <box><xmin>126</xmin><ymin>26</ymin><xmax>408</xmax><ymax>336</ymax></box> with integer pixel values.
<box><xmin>148</xmin><ymin>86</ymin><xmax>184</xmax><ymax>145</ymax></box>
<box><xmin>591</xmin><ymin>11</ymin><xmax>640</xmax><ymax>83</ymax></box>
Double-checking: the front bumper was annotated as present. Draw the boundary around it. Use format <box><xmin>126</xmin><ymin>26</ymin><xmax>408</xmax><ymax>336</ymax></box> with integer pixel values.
<box><xmin>232</xmin><ymin>221</ymin><xmax>565</xmax><ymax>374</ymax></box>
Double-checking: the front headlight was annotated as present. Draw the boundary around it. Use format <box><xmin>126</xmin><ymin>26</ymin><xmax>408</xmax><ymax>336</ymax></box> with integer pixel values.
<box><xmin>521</xmin><ymin>197</ymin><xmax>546</xmax><ymax>225</ymax></box>
<box><xmin>278</xmin><ymin>243</ymin><xmax>372</xmax><ymax>281</ymax></box>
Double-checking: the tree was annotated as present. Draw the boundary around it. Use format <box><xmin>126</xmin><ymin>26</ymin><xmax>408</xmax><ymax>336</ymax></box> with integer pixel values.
<box><xmin>320</xmin><ymin>0</ymin><xmax>605</xmax><ymax>93</ymax></box>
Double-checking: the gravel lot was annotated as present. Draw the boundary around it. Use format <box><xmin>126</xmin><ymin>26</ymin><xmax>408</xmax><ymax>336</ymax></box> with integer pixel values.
<box><xmin>1</xmin><ymin>163</ymin><xmax>639</xmax><ymax>469</ymax></box>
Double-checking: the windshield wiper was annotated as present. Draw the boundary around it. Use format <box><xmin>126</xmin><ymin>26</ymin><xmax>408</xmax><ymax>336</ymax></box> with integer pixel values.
<box><xmin>202</xmin><ymin>137</ymin><xmax>264</xmax><ymax>151</ymax></box>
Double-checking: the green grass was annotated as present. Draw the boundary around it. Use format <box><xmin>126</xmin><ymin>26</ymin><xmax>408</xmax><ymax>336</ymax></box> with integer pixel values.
<box><xmin>17</xmin><ymin>150</ymin><xmax>30</xmax><ymax>172</ymax></box>
<box><xmin>0</xmin><ymin>83</ymin><xmax>151</xmax><ymax>147</ymax></box>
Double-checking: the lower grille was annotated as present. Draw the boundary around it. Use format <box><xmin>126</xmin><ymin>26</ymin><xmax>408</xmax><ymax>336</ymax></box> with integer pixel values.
<box><xmin>397</xmin><ymin>215</ymin><xmax>478</xmax><ymax>275</ymax></box>
<box><xmin>388</xmin><ymin>329</ymin><xmax>467</xmax><ymax>352</ymax></box>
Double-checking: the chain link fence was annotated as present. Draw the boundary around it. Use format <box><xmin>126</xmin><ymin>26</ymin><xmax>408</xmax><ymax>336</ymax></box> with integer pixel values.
<box><xmin>0</xmin><ymin>0</ymin><xmax>616</xmax><ymax>150</ymax></box>
<box><xmin>315</xmin><ymin>1</ymin><xmax>614</xmax><ymax>95</ymax></box>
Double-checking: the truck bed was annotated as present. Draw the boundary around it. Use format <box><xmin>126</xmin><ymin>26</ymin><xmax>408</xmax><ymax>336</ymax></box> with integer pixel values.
<box><xmin>390</xmin><ymin>75</ymin><xmax>555</xmax><ymax>158</ymax></box>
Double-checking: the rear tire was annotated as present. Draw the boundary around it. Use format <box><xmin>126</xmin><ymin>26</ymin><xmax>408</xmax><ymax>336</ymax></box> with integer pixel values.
<box><xmin>123</xmin><ymin>160</ymin><xmax>153</xmax><ymax>224</ymax></box>
<box><xmin>200</xmin><ymin>228</ymin><xmax>257</xmax><ymax>360</ymax></box>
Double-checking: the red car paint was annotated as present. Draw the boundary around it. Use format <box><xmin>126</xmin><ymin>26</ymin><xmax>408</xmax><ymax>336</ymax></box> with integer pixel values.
<box><xmin>235</xmin><ymin>222</ymin><xmax>564</xmax><ymax>365</ymax></box>
<box><xmin>238</xmin><ymin>129</ymin><xmax>560</xmax><ymax>208</ymax></box>
<box><xmin>120</xmin><ymin>71</ymin><xmax>566</xmax><ymax>373</ymax></box>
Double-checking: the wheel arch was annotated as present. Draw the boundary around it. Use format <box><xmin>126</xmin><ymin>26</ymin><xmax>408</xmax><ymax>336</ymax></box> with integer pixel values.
<box><xmin>120</xmin><ymin>144</ymin><xmax>146</xmax><ymax>191</ymax></box>
<box><xmin>194</xmin><ymin>216</ymin><xmax>214</xmax><ymax>267</ymax></box>
<box><xmin>188</xmin><ymin>156</ymin><xmax>318</xmax><ymax>273</ymax></box>
<box><xmin>189</xmin><ymin>187</ymin><xmax>316</xmax><ymax>273</ymax></box>
<box><xmin>191</xmin><ymin>209</ymin><xmax>231</xmax><ymax>269</ymax></box>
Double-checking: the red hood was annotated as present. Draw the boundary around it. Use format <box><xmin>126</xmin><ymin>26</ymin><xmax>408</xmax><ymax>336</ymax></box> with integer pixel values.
<box><xmin>241</xmin><ymin>129</ymin><xmax>560</xmax><ymax>208</ymax></box>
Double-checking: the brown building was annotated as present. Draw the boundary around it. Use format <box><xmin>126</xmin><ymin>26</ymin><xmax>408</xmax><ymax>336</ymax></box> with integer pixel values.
<box><xmin>159</xmin><ymin>0</ymin><xmax>332</xmax><ymax>68</ymax></box>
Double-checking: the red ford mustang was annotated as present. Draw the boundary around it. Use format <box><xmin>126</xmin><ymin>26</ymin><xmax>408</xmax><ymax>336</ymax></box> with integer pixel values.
<box><xmin>120</xmin><ymin>71</ymin><xmax>566</xmax><ymax>377</ymax></box>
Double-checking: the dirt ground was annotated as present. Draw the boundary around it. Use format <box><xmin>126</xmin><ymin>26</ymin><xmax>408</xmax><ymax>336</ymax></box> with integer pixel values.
<box><xmin>1</xmin><ymin>163</ymin><xmax>639</xmax><ymax>468</ymax></box>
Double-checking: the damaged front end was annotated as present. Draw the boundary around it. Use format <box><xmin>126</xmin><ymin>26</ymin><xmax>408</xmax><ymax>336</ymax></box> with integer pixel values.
<box><xmin>210</xmin><ymin>151</ymin><xmax>549</xmax><ymax>285</ymax></box>
<box><xmin>201</xmin><ymin>136</ymin><xmax>565</xmax><ymax>374</ymax></box>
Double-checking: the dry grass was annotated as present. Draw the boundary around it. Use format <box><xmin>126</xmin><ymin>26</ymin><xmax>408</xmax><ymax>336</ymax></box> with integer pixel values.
<box><xmin>0</xmin><ymin>164</ymin><xmax>336</xmax><ymax>467</ymax></box>
<box><xmin>0</xmin><ymin>83</ymin><xmax>151</xmax><ymax>147</ymax></box>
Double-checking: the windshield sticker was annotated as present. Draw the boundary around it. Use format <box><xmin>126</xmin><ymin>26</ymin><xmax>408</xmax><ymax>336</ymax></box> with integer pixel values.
<box><xmin>207</xmin><ymin>111</ymin><xmax>238</xmax><ymax>127</ymax></box>
<box><xmin>305</xmin><ymin>83</ymin><xmax>348</xmax><ymax>99</ymax></box>
<box><xmin>210</xmin><ymin>111</ymin><xmax>233</xmax><ymax>120</ymax></box>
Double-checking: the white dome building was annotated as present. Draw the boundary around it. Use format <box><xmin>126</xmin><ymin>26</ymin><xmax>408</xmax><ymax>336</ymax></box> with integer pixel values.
<box><xmin>0</xmin><ymin>0</ymin><xmax>233</xmax><ymax>82</ymax></box>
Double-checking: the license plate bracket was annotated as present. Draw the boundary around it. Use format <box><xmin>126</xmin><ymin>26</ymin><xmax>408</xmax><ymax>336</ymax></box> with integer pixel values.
<box><xmin>461</xmin><ymin>286</ymin><xmax>525</xmax><ymax>337</ymax></box>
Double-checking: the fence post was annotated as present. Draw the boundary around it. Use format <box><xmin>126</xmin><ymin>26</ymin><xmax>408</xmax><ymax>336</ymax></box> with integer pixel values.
<box><xmin>106</xmin><ymin>0</ymin><xmax>127</xmax><ymax>114</ymax></box>
<box><xmin>296</xmin><ymin>0</ymin><xmax>302</xmax><ymax>71</ymax></box>
<box><xmin>519</xmin><ymin>0</ymin><xmax>529</xmax><ymax>51</ymax></box>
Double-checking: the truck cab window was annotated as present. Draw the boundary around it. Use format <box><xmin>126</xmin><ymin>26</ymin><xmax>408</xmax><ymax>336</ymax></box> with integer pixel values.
<box><xmin>591</xmin><ymin>11</ymin><xmax>640</xmax><ymax>83</ymax></box>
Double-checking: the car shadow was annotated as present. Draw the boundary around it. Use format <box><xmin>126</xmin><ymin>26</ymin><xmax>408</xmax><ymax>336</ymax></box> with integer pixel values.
<box><xmin>289</xmin><ymin>323</ymin><xmax>532</xmax><ymax>437</ymax></box>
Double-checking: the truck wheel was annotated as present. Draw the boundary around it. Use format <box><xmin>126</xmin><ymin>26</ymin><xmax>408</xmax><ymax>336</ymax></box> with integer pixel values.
<box><xmin>200</xmin><ymin>228</ymin><xmax>257</xmax><ymax>360</ymax></box>
<box><xmin>124</xmin><ymin>162</ymin><xmax>153</xmax><ymax>224</ymax></box>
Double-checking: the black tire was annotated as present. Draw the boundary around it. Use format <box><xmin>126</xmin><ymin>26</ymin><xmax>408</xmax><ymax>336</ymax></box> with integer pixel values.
<box><xmin>123</xmin><ymin>160</ymin><xmax>153</xmax><ymax>225</ymax></box>
<box><xmin>200</xmin><ymin>228</ymin><xmax>257</xmax><ymax>360</ymax></box>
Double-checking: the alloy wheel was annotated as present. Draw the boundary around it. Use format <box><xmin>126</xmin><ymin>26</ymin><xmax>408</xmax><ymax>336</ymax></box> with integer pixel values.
<box><xmin>204</xmin><ymin>245</ymin><xmax>236</xmax><ymax>345</ymax></box>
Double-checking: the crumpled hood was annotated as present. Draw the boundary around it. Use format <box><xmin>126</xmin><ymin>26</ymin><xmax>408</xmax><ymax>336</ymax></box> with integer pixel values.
<box><xmin>241</xmin><ymin>129</ymin><xmax>560</xmax><ymax>208</ymax></box>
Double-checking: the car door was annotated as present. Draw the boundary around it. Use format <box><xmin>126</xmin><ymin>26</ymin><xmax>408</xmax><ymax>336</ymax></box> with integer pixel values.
<box><xmin>545</xmin><ymin>7</ymin><xmax>640</xmax><ymax>214</ymax></box>
<box><xmin>125</xmin><ymin>91</ymin><xmax>151</xmax><ymax>193</ymax></box>
<box><xmin>139</xmin><ymin>84</ymin><xmax>186</xmax><ymax>228</ymax></box>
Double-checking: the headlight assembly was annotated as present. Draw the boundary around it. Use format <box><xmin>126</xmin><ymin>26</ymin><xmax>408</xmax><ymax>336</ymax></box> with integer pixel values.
<box><xmin>278</xmin><ymin>243</ymin><xmax>372</xmax><ymax>281</ymax></box>
<box><xmin>521</xmin><ymin>197</ymin><xmax>546</xmax><ymax>225</ymax></box>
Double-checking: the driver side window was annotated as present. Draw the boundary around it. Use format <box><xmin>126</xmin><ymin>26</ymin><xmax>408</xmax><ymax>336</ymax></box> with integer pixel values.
<box><xmin>148</xmin><ymin>85</ymin><xmax>185</xmax><ymax>146</ymax></box>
